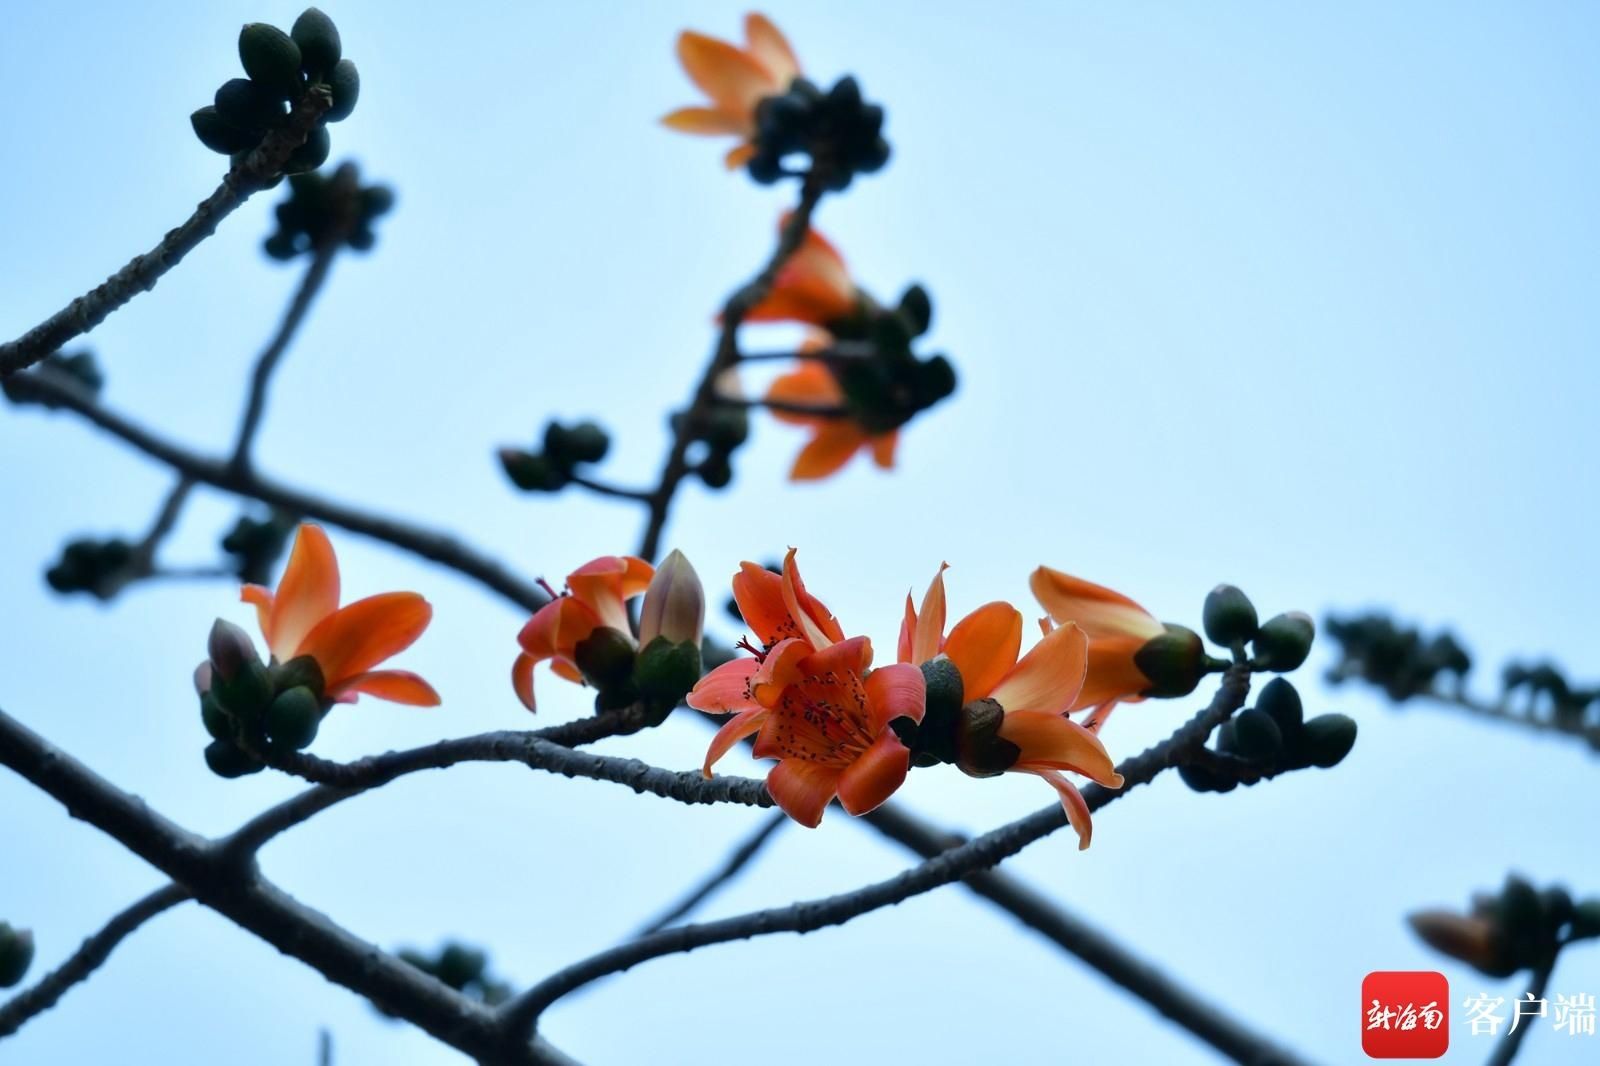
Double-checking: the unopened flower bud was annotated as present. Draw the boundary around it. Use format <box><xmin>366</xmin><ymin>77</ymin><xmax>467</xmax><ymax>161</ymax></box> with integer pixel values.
<box><xmin>1231</xmin><ymin>708</ymin><xmax>1283</xmax><ymax>762</ymax></box>
<box><xmin>0</xmin><ymin>923</ymin><xmax>34</xmax><ymax>988</ymax></box>
<box><xmin>273</xmin><ymin>655</ymin><xmax>326</xmax><ymax>698</ymax></box>
<box><xmin>634</xmin><ymin>635</ymin><xmax>703</xmax><ymax>710</ymax></box>
<box><xmin>1301</xmin><ymin>713</ymin><xmax>1357</xmax><ymax>768</ymax></box>
<box><xmin>573</xmin><ymin>626</ymin><xmax>637</xmax><ymax>693</ymax></box>
<box><xmin>207</xmin><ymin>618</ymin><xmax>258</xmax><ymax>682</ymax></box>
<box><xmin>1132</xmin><ymin>624</ymin><xmax>1206</xmax><ymax>698</ymax></box>
<box><xmin>1408</xmin><ymin>910</ymin><xmax>1500</xmax><ymax>971</ymax></box>
<box><xmin>200</xmin><ymin>692</ymin><xmax>233</xmax><ymax>742</ymax></box>
<box><xmin>1202</xmin><ymin>584</ymin><xmax>1258</xmax><ymax>646</ymax></box>
<box><xmin>1255</xmin><ymin>677</ymin><xmax>1303</xmax><ymax>742</ymax></box>
<box><xmin>290</xmin><ymin>7</ymin><xmax>342</xmax><ymax>75</ymax></box>
<box><xmin>498</xmin><ymin>448</ymin><xmax>567</xmax><ymax>492</ymax></box>
<box><xmin>1572</xmin><ymin>899</ymin><xmax>1600</xmax><ymax>940</ymax></box>
<box><xmin>265</xmin><ymin>686</ymin><xmax>323</xmax><ymax>752</ymax></box>
<box><xmin>239</xmin><ymin>23</ymin><xmax>303</xmax><ymax>100</ymax></box>
<box><xmin>204</xmin><ymin>740</ymin><xmax>265</xmax><ymax>779</ymax></box>
<box><xmin>193</xmin><ymin>661</ymin><xmax>214</xmax><ymax>696</ymax></box>
<box><xmin>1252</xmin><ymin>612</ymin><xmax>1315</xmax><ymax>672</ymax></box>
<box><xmin>638</xmin><ymin>550</ymin><xmax>704</xmax><ymax>649</ymax></box>
<box><xmin>955</xmin><ymin>698</ymin><xmax>1020</xmax><ymax>777</ymax></box>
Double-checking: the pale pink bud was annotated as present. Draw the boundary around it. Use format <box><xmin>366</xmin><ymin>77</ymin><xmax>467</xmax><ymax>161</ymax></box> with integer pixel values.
<box><xmin>638</xmin><ymin>550</ymin><xmax>704</xmax><ymax>648</ymax></box>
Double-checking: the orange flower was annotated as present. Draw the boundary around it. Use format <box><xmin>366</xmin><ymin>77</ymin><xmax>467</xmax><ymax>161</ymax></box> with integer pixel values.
<box><xmin>662</xmin><ymin>13</ymin><xmax>800</xmax><ymax>169</ymax></box>
<box><xmin>688</xmin><ymin>550</ymin><xmax>925</xmax><ymax>826</ymax></box>
<box><xmin>746</xmin><ymin>224</ymin><xmax>857</xmax><ymax>328</ymax></box>
<box><xmin>767</xmin><ymin>357</ymin><xmax>898</xmax><ymax>481</ymax></box>
<box><xmin>512</xmin><ymin>555</ymin><xmax>653</xmax><ymax>712</ymax></box>
<box><xmin>900</xmin><ymin>566</ymin><xmax>1123</xmax><ymax>849</ymax></box>
<box><xmin>240</xmin><ymin>523</ymin><xmax>438</xmax><ymax>706</ymax></box>
<box><xmin>1030</xmin><ymin>566</ymin><xmax>1168</xmax><ymax>717</ymax></box>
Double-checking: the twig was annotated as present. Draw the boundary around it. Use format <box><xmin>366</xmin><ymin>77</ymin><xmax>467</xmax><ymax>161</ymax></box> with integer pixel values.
<box><xmin>567</xmin><ymin>474</ymin><xmax>653</xmax><ymax>502</ymax></box>
<box><xmin>498</xmin><ymin>666</ymin><xmax>1253</xmax><ymax>1035</ymax></box>
<box><xmin>631</xmin><ymin>812</ymin><xmax>787</xmax><ymax>937</ymax></box>
<box><xmin>0</xmin><ymin>89</ymin><xmax>333</xmax><ymax>376</ymax></box>
<box><xmin>0</xmin><ymin>705</ymin><xmax>569</xmax><ymax>1066</ymax></box>
<box><xmin>637</xmin><ymin>175</ymin><xmax>828</xmax><ymax>562</ymax></box>
<box><xmin>1485</xmin><ymin>943</ymin><xmax>1565</xmax><ymax>1066</ymax></box>
<box><xmin>1421</xmin><ymin>687</ymin><xmax>1600</xmax><ymax>751</ymax></box>
<box><xmin>714</xmin><ymin>396</ymin><xmax>851</xmax><ymax>419</ymax></box>
<box><xmin>0</xmin><ymin>884</ymin><xmax>190</xmax><ymax>1037</ymax></box>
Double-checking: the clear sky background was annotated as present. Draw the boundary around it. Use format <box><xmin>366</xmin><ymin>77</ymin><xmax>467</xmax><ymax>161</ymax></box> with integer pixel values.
<box><xmin>3</xmin><ymin>2</ymin><xmax>1599</xmax><ymax>1063</ymax></box>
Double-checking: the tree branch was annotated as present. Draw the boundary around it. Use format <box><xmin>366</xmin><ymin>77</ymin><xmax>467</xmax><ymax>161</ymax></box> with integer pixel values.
<box><xmin>0</xmin><ymin>884</ymin><xmax>190</xmax><ymax>1037</ymax></box>
<box><xmin>498</xmin><ymin>666</ymin><xmax>1253</xmax><ymax>1035</ymax></box>
<box><xmin>1485</xmin><ymin>943</ymin><xmax>1565</xmax><ymax>1066</ymax></box>
<box><xmin>0</xmin><ymin>89</ymin><xmax>333</xmax><ymax>377</ymax></box>
<box><xmin>631</xmin><ymin>812</ymin><xmax>787</xmax><ymax>937</ymax></box>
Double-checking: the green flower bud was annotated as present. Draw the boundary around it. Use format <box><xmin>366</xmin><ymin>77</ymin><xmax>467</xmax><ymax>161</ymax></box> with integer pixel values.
<box><xmin>703</xmin><ymin>407</ymin><xmax>750</xmax><ymax>450</ymax></box>
<box><xmin>0</xmin><ymin>924</ymin><xmax>34</xmax><ymax>988</ymax></box>
<box><xmin>265</xmin><ymin>686</ymin><xmax>322</xmax><ymax>751</ymax></box>
<box><xmin>1132</xmin><ymin>624</ymin><xmax>1206</xmax><ymax>698</ymax></box>
<box><xmin>498</xmin><ymin>449</ymin><xmax>567</xmax><ymax>492</ymax></box>
<box><xmin>1252</xmin><ymin>612</ymin><xmax>1315</xmax><ymax>672</ymax></box>
<box><xmin>273</xmin><ymin>655</ymin><xmax>326</xmax><ymax>698</ymax></box>
<box><xmin>1216</xmin><ymin>719</ymin><xmax>1239</xmax><ymax>754</ymax></box>
<box><xmin>200</xmin><ymin>691</ymin><xmax>234</xmax><ymax>742</ymax></box>
<box><xmin>634</xmin><ymin>635</ymin><xmax>703</xmax><ymax>708</ymax></box>
<box><xmin>1232</xmin><ymin>708</ymin><xmax>1283</xmax><ymax>763</ymax></box>
<box><xmin>204</xmin><ymin>739</ymin><xmax>265</xmax><ymax>778</ymax></box>
<box><xmin>1499</xmin><ymin>875</ymin><xmax>1543</xmax><ymax>939</ymax></box>
<box><xmin>191</xmin><ymin>106</ymin><xmax>258</xmax><ymax>154</ymax></box>
<box><xmin>1571</xmin><ymin>899</ymin><xmax>1600</xmax><ymax>940</ymax></box>
<box><xmin>193</xmin><ymin>661</ymin><xmax>214</xmax><ymax>696</ymax></box>
<box><xmin>573</xmin><ymin>626</ymin><xmax>637</xmax><ymax>693</ymax></box>
<box><xmin>361</xmin><ymin>184</ymin><xmax>395</xmax><ymax>219</ymax></box>
<box><xmin>955</xmin><ymin>698</ymin><xmax>1019</xmax><ymax>777</ymax></box>
<box><xmin>325</xmin><ymin>59</ymin><xmax>360</xmax><ymax>122</ymax></box>
<box><xmin>239</xmin><ymin>23</ymin><xmax>304</xmax><ymax>100</ymax></box>
<box><xmin>698</xmin><ymin>454</ymin><xmax>733</xmax><ymax>489</ymax></box>
<box><xmin>1255</xmin><ymin>677</ymin><xmax>1303</xmax><ymax>741</ymax></box>
<box><xmin>291</xmin><ymin>7</ymin><xmax>342</xmax><ymax>75</ymax></box>
<box><xmin>1202</xmin><ymin>584</ymin><xmax>1258</xmax><ymax>646</ymax></box>
<box><xmin>213</xmin><ymin>657</ymin><xmax>274</xmax><ymax>725</ymax></box>
<box><xmin>207</xmin><ymin>618</ymin><xmax>258</xmax><ymax>682</ymax></box>
<box><xmin>898</xmin><ymin>284</ymin><xmax>932</xmax><ymax>335</ymax></box>
<box><xmin>215</xmin><ymin>78</ymin><xmax>283</xmax><ymax>131</ymax></box>
<box><xmin>544</xmin><ymin>421</ymin><xmax>610</xmax><ymax>465</ymax></box>
<box><xmin>435</xmin><ymin>944</ymin><xmax>487</xmax><ymax>989</ymax></box>
<box><xmin>1301</xmin><ymin>713</ymin><xmax>1357</xmax><ymax>768</ymax></box>
<box><xmin>284</xmin><ymin>125</ymin><xmax>331</xmax><ymax>174</ymax></box>
<box><xmin>1178</xmin><ymin>761</ymin><xmax>1227</xmax><ymax>793</ymax></box>
<box><xmin>901</xmin><ymin>657</ymin><xmax>963</xmax><ymax>765</ymax></box>
<box><xmin>1541</xmin><ymin>886</ymin><xmax>1575</xmax><ymax>933</ymax></box>
<box><xmin>638</xmin><ymin>550</ymin><xmax>704</xmax><ymax>649</ymax></box>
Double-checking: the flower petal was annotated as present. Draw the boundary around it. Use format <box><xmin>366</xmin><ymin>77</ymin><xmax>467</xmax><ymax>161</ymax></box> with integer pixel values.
<box><xmin>864</xmin><ymin>662</ymin><xmax>926</xmax><ymax>731</ymax></box>
<box><xmin>1073</xmin><ymin>634</ymin><xmax>1156</xmax><ymax>711</ymax></box>
<box><xmin>897</xmin><ymin>592</ymin><xmax>916</xmax><ymax>664</ymax></box>
<box><xmin>513</xmin><ymin>651</ymin><xmax>537</xmax><ymax>712</ymax></box>
<box><xmin>661</xmin><ymin>105</ymin><xmax>747</xmax><ymax>136</ymax></box>
<box><xmin>269</xmin><ymin>523</ymin><xmax>340</xmax><ymax>662</ymax></box>
<box><xmin>836</xmin><ymin>732</ymin><xmax>910</xmax><ymax>816</ymax></box>
<box><xmin>869</xmin><ymin>431</ymin><xmax>898</xmax><ymax>469</ymax></box>
<box><xmin>750</xmin><ymin>637</ymin><xmax>815</xmax><ymax>707</ymax></box>
<box><xmin>1003</xmin><ymin>711</ymin><xmax>1124</xmax><ymax>788</ymax></box>
<box><xmin>241</xmin><ymin>584</ymin><xmax>274</xmax><ymax>641</ymax></box>
<box><xmin>780</xmin><ymin>549</ymin><xmax>844</xmax><ymax>647</ymax></box>
<box><xmin>989</xmin><ymin>622</ymin><xmax>1088</xmax><ymax>715</ymax></box>
<box><xmin>676</xmin><ymin>30</ymin><xmax>777</xmax><ymax>117</ymax></box>
<box><xmin>568</xmin><ymin>555</ymin><xmax>653</xmax><ymax>634</ymax></box>
<box><xmin>765</xmin><ymin>362</ymin><xmax>842</xmax><ymax>425</ymax></box>
<box><xmin>297</xmin><ymin>592</ymin><xmax>432</xmax><ymax>689</ymax></box>
<box><xmin>749</xmin><ymin>227</ymin><xmax>856</xmax><ymax>325</ymax></box>
<box><xmin>1030</xmin><ymin>566</ymin><xmax>1164</xmax><ymax>641</ymax></box>
<box><xmin>330</xmin><ymin>669</ymin><xmax>440</xmax><ymax>706</ymax></box>
<box><xmin>789</xmin><ymin>423</ymin><xmax>866</xmax><ymax>481</ymax></box>
<box><xmin>765</xmin><ymin>759</ymin><xmax>844</xmax><ymax>828</ymax></box>
<box><xmin>912</xmin><ymin>563</ymin><xmax>948</xmax><ymax>664</ymax></box>
<box><xmin>1022</xmin><ymin>768</ymin><xmax>1097</xmax><ymax>850</ymax></box>
<box><xmin>723</xmin><ymin>141</ymin><xmax>757</xmax><ymax>170</ymax></box>
<box><xmin>942</xmin><ymin>601</ymin><xmax>1023</xmax><ymax>702</ymax></box>
<box><xmin>732</xmin><ymin>562</ymin><xmax>792</xmax><ymax>646</ymax></box>
<box><xmin>744</xmin><ymin>13</ymin><xmax>799</xmax><ymax>84</ymax></box>
<box><xmin>517</xmin><ymin>598</ymin><xmax>600</xmax><ymax>661</ymax></box>
<box><xmin>702</xmin><ymin>706</ymin><xmax>769</xmax><ymax>777</ymax></box>
<box><xmin>687</xmin><ymin>657</ymin><xmax>761</xmax><ymax>714</ymax></box>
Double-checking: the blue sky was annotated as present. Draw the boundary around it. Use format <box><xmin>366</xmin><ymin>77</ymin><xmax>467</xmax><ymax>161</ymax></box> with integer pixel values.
<box><xmin>3</xmin><ymin>2</ymin><xmax>1599</xmax><ymax>1063</ymax></box>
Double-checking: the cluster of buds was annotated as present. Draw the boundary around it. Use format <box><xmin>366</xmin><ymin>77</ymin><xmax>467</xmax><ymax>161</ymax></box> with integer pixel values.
<box><xmin>1410</xmin><ymin>875</ymin><xmax>1600</xmax><ymax>977</ymax></box>
<box><xmin>0</xmin><ymin>922</ymin><xmax>34</xmax><ymax>989</ymax></box>
<box><xmin>672</xmin><ymin>406</ymin><xmax>750</xmax><ymax>489</ymax></box>
<box><xmin>810</xmin><ymin>284</ymin><xmax>956</xmax><ymax>438</ymax></box>
<box><xmin>1202</xmin><ymin>584</ymin><xmax>1316</xmax><ymax>674</ymax></box>
<box><xmin>1178</xmin><ymin>677</ymin><xmax>1358</xmax><ymax>793</ymax></box>
<box><xmin>189</xmin><ymin>9</ymin><xmax>359</xmax><ymax>174</ymax></box>
<box><xmin>1502</xmin><ymin>661</ymin><xmax>1600</xmax><ymax>725</ymax></box>
<box><xmin>513</xmin><ymin>551</ymin><xmax>705</xmax><ymax>724</ymax></box>
<box><xmin>220</xmin><ymin>510</ymin><xmax>297</xmax><ymax>585</ymax></box>
<box><xmin>499</xmin><ymin>421</ymin><xmax>612</xmax><ymax>493</ymax></box>
<box><xmin>44</xmin><ymin>536</ymin><xmax>135</xmax><ymax>599</ymax></box>
<box><xmin>2</xmin><ymin>350</ymin><xmax>103</xmax><ymax>408</ymax></box>
<box><xmin>395</xmin><ymin>942</ymin><xmax>509</xmax><ymax>1008</ymax></box>
<box><xmin>196</xmin><ymin>619</ymin><xmax>329</xmax><ymax>776</ymax></box>
<box><xmin>1325</xmin><ymin>612</ymin><xmax>1472</xmax><ymax>701</ymax></box>
<box><xmin>263</xmin><ymin>164</ymin><xmax>394</xmax><ymax>260</ymax></box>
<box><xmin>749</xmin><ymin>75</ymin><xmax>890</xmax><ymax>190</ymax></box>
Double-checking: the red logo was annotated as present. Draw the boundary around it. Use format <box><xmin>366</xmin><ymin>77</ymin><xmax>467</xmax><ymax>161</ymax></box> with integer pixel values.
<box><xmin>1363</xmin><ymin>971</ymin><xmax>1450</xmax><ymax>1058</ymax></box>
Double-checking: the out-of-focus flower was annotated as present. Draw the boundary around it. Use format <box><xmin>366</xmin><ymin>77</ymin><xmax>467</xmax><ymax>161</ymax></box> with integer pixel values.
<box><xmin>511</xmin><ymin>555</ymin><xmax>653</xmax><ymax>712</ymax></box>
<box><xmin>747</xmin><ymin>226</ymin><xmax>858</xmax><ymax>328</ymax></box>
<box><xmin>768</xmin><ymin>356</ymin><xmax>897</xmax><ymax>480</ymax></box>
<box><xmin>240</xmin><ymin>523</ymin><xmax>437</xmax><ymax>705</ymax></box>
<box><xmin>900</xmin><ymin>566</ymin><xmax>1123</xmax><ymax>849</ymax></box>
<box><xmin>662</xmin><ymin>13</ymin><xmax>799</xmax><ymax>169</ymax></box>
<box><xmin>689</xmin><ymin>550</ymin><xmax>925</xmax><ymax>826</ymax></box>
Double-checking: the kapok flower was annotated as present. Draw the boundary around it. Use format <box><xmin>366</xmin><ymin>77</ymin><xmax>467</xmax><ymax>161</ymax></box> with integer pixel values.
<box><xmin>240</xmin><ymin>523</ymin><xmax>438</xmax><ymax>706</ymax></box>
<box><xmin>1030</xmin><ymin>566</ymin><xmax>1207</xmax><ymax>723</ymax></box>
<box><xmin>899</xmin><ymin>566</ymin><xmax>1123</xmax><ymax>850</ymax></box>
<box><xmin>746</xmin><ymin>224</ymin><xmax>858</xmax><ymax>328</ymax></box>
<box><xmin>662</xmin><ymin>13</ymin><xmax>800</xmax><ymax>169</ymax></box>
<box><xmin>512</xmin><ymin>555</ymin><xmax>653</xmax><ymax>712</ymax></box>
<box><xmin>688</xmin><ymin>550</ymin><xmax>925</xmax><ymax>827</ymax></box>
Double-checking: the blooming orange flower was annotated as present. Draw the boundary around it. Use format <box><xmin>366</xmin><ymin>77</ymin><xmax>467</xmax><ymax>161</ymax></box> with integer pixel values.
<box><xmin>900</xmin><ymin>566</ymin><xmax>1123</xmax><ymax>849</ymax></box>
<box><xmin>662</xmin><ymin>13</ymin><xmax>800</xmax><ymax>169</ymax></box>
<box><xmin>512</xmin><ymin>555</ymin><xmax>654</xmax><ymax>712</ymax></box>
<box><xmin>1030</xmin><ymin>566</ymin><xmax>1168</xmax><ymax>718</ymax></box>
<box><xmin>746</xmin><ymin>224</ymin><xmax>857</xmax><ymax>328</ymax></box>
<box><xmin>240</xmin><ymin>523</ymin><xmax>438</xmax><ymax>706</ymax></box>
<box><xmin>688</xmin><ymin>550</ymin><xmax>925</xmax><ymax>827</ymax></box>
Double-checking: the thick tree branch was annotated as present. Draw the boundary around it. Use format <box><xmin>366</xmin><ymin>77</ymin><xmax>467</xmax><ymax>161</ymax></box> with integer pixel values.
<box><xmin>499</xmin><ymin>667</ymin><xmax>1253</xmax><ymax>1035</ymax></box>
<box><xmin>0</xmin><ymin>884</ymin><xmax>190</xmax><ymax>1037</ymax></box>
<box><xmin>0</xmin><ymin>90</ymin><xmax>333</xmax><ymax>377</ymax></box>
<box><xmin>631</xmin><ymin>812</ymin><xmax>788</xmax><ymax>937</ymax></box>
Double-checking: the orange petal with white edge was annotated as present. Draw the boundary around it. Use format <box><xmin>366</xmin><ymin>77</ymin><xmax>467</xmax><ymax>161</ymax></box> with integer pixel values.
<box><xmin>1024</xmin><ymin>768</ymin><xmax>1096</xmax><ymax>850</ymax></box>
<box><xmin>732</xmin><ymin>562</ymin><xmax>792</xmax><ymax>646</ymax></box>
<box><xmin>911</xmin><ymin>563</ymin><xmax>948</xmax><ymax>664</ymax></box>
<box><xmin>512</xmin><ymin>652</ymin><xmax>537</xmax><ymax>711</ymax></box>
<box><xmin>241</xmin><ymin>584</ymin><xmax>274</xmax><ymax>641</ymax></box>
<box><xmin>1073</xmin><ymin>634</ymin><xmax>1156</xmax><ymax>711</ymax></box>
<box><xmin>780</xmin><ymin>549</ymin><xmax>845</xmax><ymax>646</ymax></box>
<box><xmin>1003</xmin><ymin>711</ymin><xmax>1124</xmax><ymax>788</ymax></box>
<box><xmin>869</xmin><ymin>432</ymin><xmax>898</xmax><ymax>469</ymax></box>
<box><xmin>864</xmin><ymin>662</ymin><xmax>926</xmax><ymax>731</ymax></box>
<box><xmin>1030</xmin><ymin>566</ymin><xmax>1165</xmax><ymax>641</ymax></box>
<box><xmin>943</xmin><ymin>601</ymin><xmax>1023</xmax><ymax>702</ymax></box>
<box><xmin>702</xmin><ymin>705</ymin><xmax>769</xmax><ymax>777</ymax></box>
<box><xmin>765</xmin><ymin>759</ymin><xmax>844</xmax><ymax>828</ymax></box>
<box><xmin>331</xmin><ymin>669</ymin><xmax>440</xmax><ymax>706</ymax></box>
<box><xmin>688</xmin><ymin>657</ymin><xmax>761</xmax><ymax>714</ymax></box>
<box><xmin>790</xmin><ymin>424</ymin><xmax>866</xmax><ymax>481</ymax></box>
<box><xmin>897</xmin><ymin>593</ymin><xmax>917</xmax><ymax>664</ymax></box>
<box><xmin>989</xmin><ymin>622</ymin><xmax>1088</xmax><ymax>715</ymax></box>
<box><xmin>744</xmin><ymin>13</ymin><xmax>799</xmax><ymax>84</ymax></box>
<box><xmin>661</xmin><ymin>106</ymin><xmax>747</xmax><ymax>136</ymax></box>
<box><xmin>836</xmin><ymin>732</ymin><xmax>910</xmax><ymax>815</ymax></box>
<box><xmin>676</xmin><ymin>31</ymin><xmax>776</xmax><ymax>116</ymax></box>
<box><xmin>297</xmin><ymin>592</ymin><xmax>432</xmax><ymax>688</ymax></box>
<box><xmin>765</xmin><ymin>362</ymin><xmax>842</xmax><ymax>426</ymax></box>
<box><xmin>268</xmin><ymin>524</ymin><xmax>340</xmax><ymax>661</ymax></box>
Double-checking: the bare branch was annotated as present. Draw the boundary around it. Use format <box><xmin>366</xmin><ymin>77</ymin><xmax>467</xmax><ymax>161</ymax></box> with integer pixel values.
<box><xmin>631</xmin><ymin>812</ymin><xmax>787</xmax><ymax>937</ymax></box>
